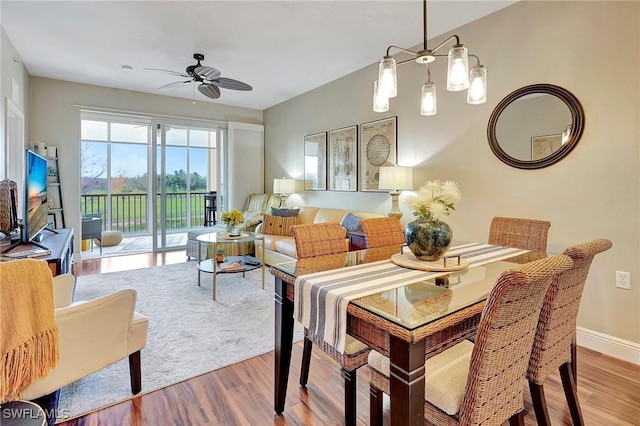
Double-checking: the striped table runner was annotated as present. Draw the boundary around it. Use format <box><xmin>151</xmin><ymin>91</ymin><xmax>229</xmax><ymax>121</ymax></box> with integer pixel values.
<box><xmin>293</xmin><ymin>243</ymin><xmax>529</xmax><ymax>353</ymax></box>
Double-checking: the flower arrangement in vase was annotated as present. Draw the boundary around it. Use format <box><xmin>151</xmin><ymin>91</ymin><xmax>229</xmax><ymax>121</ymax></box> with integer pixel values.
<box><xmin>404</xmin><ymin>180</ymin><xmax>462</xmax><ymax>261</ymax></box>
<box><xmin>221</xmin><ymin>208</ymin><xmax>244</xmax><ymax>236</ymax></box>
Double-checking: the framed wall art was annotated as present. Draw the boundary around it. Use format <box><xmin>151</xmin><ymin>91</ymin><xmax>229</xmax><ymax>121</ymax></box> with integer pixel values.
<box><xmin>304</xmin><ymin>132</ymin><xmax>327</xmax><ymax>191</ymax></box>
<box><xmin>531</xmin><ymin>133</ymin><xmax>563</xmax><ymax>160</ymax></box>
<box><xmin>328</xmin><ymin>125</ymin><xmax>357</xmax><ymax>191</ymax></box>
<box><xmin>359</xmin><ymin>116</ymin><xmax>397</xmax><ymax>191</ymax></box>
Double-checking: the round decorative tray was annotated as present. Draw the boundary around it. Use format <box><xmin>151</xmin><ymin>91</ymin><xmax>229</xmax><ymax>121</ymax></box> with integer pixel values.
<box><xmin>391</xmin><ymin>252</ymin><xmax>469</xmax><ymax>272</ymax></box>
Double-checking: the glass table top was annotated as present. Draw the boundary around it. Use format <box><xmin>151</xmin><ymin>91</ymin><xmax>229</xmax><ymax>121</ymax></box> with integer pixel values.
<box><xmin>196</xmin><ymin>231</ymin><xmax>263</xmax><ymax>243</ymax></box>
<box><xmin>272</xmin><ymin>244</ymin><xmax>547</xmax><ymax>330</ymax></box>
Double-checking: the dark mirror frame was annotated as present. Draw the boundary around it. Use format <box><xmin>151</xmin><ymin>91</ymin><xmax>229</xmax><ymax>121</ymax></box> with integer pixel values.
<box><xmin>487</xmin><ymin>84</ymin><xmax>585</xmax><ymax>169</ymax></box>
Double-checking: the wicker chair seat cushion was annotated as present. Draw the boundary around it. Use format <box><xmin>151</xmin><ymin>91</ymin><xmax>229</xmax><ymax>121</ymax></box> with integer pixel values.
<box><xmin>94</xmin><ymin>230</ymin><xmax>123</xmax><ymax>247</ymax></box>
<box><xmin>306</xmin><ymin>329</ymin><xmax>370</xmax><ymax>371</ymax></box>
<box><xmin>368</xmin><ymin>340</ymin><xmax>474</xmax><ymax>416</ymax></box>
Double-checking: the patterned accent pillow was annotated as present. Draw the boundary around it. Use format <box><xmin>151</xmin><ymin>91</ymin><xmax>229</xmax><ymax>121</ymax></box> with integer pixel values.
<box><xmin>262</xmin><ymin>214</ymin><xmax>300</xmax><ymax>236</ymax></box>
<box><xmin>270</xmin><ymin>207</ymin><xmax>300</xmax><ymax>217</ymax></box>
<box><xmin>341</xmin><ymin>212</ymin><xmax>362</xmax><ymax>231</ymax></box>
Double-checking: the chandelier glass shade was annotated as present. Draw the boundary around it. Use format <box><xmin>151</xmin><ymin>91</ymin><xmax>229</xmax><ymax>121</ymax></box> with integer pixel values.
<box><xmin>373</xmin><ymin>0</ymin><xmax>487</xmax><ymax>116</ymax></box>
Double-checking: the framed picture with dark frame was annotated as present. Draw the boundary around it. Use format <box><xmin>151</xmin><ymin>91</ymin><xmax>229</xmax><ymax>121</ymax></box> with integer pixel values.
<box><xmin>531</xmin><ymin>134</ymin><xmax>563</xmax><ymax>160</ymax></box>
<box><xmin>304</xmin><ymin>131</ymin><xmax>327</xmax><ymax>191</ymax></box>
<box><xmin>359</xmin><ymin>116</ymin><xmax>397</xmax><ymax>191</ymax></box>
<box><xmin>328</xmin><ymin>125</ymin><xmax>358</xmax><ymax>191</ymax></box>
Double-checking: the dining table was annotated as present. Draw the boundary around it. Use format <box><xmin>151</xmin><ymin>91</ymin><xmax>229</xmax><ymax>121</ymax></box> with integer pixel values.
<box><xmin>270</xmin><ymin>243</ymin><xmax>546</xmax><ymax>426</ymax></box>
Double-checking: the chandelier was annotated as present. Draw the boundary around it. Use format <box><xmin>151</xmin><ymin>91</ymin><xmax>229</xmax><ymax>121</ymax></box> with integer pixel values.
<box><xmin>373</xmin><ymin>0</ymin><xmax>487</xmax><ymax>116</ymax></box>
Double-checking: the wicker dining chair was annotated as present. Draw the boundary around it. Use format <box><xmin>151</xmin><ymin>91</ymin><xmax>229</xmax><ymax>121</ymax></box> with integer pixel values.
<box><xmin>360</xmin><ymin>217</ymin><xmax>406</xmax><ymax>248</ymax></box>
<box><xmin>367</xmin><ymin>254</ymin><xmax>574</xmax><ymax>426</ymax></box>
<box><xmin>527</xmin><ymin>238</ymin><xmax>612</xmax><ymax>426</ymax></box>
<box><xmin>290</xmin><ymin>222</ymin><xmax>367</xmax><ymax>426</ymax></box>
<box><xmin>488</xmin><ymin>216</ymin><xmax>551</xmax><ymax>252</ymax></box>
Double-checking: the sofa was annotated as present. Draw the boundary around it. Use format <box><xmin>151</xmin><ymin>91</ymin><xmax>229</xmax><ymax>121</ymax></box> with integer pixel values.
<box><xmin>255</xmin><ymin>206</ymin><xmax>384</xmax><ymax>266</ymax></box>
<box><xmin>186</xmin><ymin>193</ymin><xmax>281</xmax><ymax>259</ymax></box>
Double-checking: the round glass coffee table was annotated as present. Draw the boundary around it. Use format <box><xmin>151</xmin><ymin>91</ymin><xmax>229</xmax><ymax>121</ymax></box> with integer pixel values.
<box><xmin>196</xmin><ymin>231</ymin><xmax>265</xmax><ymax>300</ymax></box>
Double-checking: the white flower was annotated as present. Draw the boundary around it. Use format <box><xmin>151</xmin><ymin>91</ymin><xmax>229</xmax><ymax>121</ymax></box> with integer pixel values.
<box><xmin>404</xmin><ymin>180</ymin><xmax>461</xmax><ymax>221</ymax></box>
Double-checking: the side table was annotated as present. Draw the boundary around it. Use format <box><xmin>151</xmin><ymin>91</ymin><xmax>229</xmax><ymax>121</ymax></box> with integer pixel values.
<box><xmin>196</xmin><ymin>231</ymin><xmax>265</xmax><ymax>300</ymax></box>
<box><xmin>346</xmin><ymin>231</ymin><xmax>367</xmax><ymax>251</ymax></box>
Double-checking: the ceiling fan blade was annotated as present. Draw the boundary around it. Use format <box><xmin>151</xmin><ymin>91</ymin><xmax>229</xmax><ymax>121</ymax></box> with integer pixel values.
<box><xmin>156</xmin><ymin>80</ymin><xmax>192</xmax><ymax>93</ymax></box>
<box><xmin>210</xmin><ymin>77</ymin><xmax>253</xmax><ymax>91</ymax></box>
<box><xmin>144</xmin><ymin>68</ymin><xmax>190</xmax><ymax>78</ymax></box>
<box><xmin>198</xmin><ymin>83</ymin><xmax>221</xmax><ymax>99</ymax></box>
<box><xmin>194</xmin><ymin>66</ymin><xmax>221</xmax><ymax>80</ymax></box>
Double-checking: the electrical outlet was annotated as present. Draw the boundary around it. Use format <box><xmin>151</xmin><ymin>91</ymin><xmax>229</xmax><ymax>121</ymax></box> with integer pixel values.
<box><xmin>616</xmin><ymin>271</ymin><xmax>631</xmax><ymax>290</ymax></box>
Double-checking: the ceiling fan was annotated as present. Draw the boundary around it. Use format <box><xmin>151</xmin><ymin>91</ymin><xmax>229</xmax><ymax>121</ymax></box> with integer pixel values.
<box><xmin>145</xmin><ymin>53</ymin><xmax>252</xmax><ymax>99</ymax></box>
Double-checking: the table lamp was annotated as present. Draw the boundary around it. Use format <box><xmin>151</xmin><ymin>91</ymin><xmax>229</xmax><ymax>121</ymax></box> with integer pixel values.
<box><xmin>378</xmin><ymin>166</ymin><xmax>413</xmax><ymax>219</ymax></box>
<box><xmin>273</xmin><ymin>177</ymin><xmax>296</xmax><ymax>205</ymax></box>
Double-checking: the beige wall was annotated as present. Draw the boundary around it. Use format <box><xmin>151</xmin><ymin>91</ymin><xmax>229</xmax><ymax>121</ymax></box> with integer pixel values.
<box><xmin>264</xmin><ymin>1</ymin><xmax>640</xmax><ymax>351</ymax></box>
<box><xmin>27</xmin><ymin>77</ymin><xmax>263</xmax><ymax>254</ymax></box>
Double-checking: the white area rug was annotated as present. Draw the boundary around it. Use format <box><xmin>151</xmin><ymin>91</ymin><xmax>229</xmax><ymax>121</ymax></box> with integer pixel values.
<box><xmin>58</xmin><ymin>261</ymin><xmax>301</xmax><ymax>421</ymax></box>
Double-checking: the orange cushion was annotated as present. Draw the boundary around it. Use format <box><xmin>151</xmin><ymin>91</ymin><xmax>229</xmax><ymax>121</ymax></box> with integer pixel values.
<box><xmin>262</xmin><ymin>214</ymin><xmax>300</xmax><ymax>236</ymax></box>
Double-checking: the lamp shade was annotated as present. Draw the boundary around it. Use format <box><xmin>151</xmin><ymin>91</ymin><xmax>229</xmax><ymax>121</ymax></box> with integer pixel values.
<box><xmin>378</xmin><ymin>166</ymin><xmax>413</xmax><ymax>191</ymax></box>
<box><xmin>274</xmin><ymin>178</ymin><xmax>296</xmax><ymax>195</ymax></box>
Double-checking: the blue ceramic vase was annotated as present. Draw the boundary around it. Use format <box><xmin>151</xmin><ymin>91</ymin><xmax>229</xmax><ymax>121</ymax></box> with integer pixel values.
<box><xmin>404</xmin><ymin>218</ymin><xmax>452</xmax><ymax>261</ymax></box>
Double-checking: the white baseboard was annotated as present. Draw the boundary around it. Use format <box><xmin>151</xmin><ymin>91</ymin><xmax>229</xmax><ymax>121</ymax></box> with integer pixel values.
<box><xmin>577</xmin><ymin>327</ymin><xmax>640</xmax><ymax>365</ymax></box>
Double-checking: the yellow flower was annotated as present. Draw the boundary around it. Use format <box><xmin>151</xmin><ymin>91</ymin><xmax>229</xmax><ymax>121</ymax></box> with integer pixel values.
<box><xmin>221</xmin><ymin>208</ymin><xmax>244</xmax><ymax>226</ymax></box>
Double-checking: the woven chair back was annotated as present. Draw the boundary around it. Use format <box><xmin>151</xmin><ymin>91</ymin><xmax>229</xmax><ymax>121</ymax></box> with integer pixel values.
<box><xmin>291</xmin><ymin>223</ymin><xmax>348</xmax><ymax>259</ymax></box>
<box><xmin>488</xmin><ymin>216</ymin><xmax>551</xmax><ymax>252</ymax></box>
<box><xmin>360</xmin><ymin>217</ymin><xmax>405</xmax><ymax>249</ymax></box>
<box><xmin>458</xmin><ymin>254</ymin><xmax>573</xmax><ymax>425</ymax></box>
<box><xmin>527</xmin><ymin>238</ymin><xmax>612</xmax><ymax>384</ymax></box>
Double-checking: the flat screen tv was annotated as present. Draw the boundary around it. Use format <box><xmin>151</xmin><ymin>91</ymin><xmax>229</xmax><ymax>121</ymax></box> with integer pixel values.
<box><xmin>23</xmin><ymin>149</ymin><xmax>49</xmax><ymax>243</ymax></box>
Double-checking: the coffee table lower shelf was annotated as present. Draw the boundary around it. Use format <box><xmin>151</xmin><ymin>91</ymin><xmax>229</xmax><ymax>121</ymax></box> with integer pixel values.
<box><xmin>197</xmin><ymin>256</ymin><xmax>263</xmax><ymax>300</ymax></box>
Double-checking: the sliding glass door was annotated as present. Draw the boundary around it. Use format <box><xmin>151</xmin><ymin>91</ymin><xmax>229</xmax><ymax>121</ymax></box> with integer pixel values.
<box><xmin>153</xmin><ymin>123</ymin><xmax>220</xmax><ymax>251</ymax></box>
<box><xmin>81</xmin><ymin>112</ymin><xmax>224</xmax><ymax>256</ymax></box>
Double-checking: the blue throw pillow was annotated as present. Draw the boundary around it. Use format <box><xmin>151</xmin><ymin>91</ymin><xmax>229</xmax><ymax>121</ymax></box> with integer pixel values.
<box><xmin>341</xmin><ymin>212</ymin><xmax>362</xmax><ymax>231</ymax></box>
<box><xmin>270</xmin><ymin>207</ymin><xmax>300</xmax><ymax>217</ymax></box>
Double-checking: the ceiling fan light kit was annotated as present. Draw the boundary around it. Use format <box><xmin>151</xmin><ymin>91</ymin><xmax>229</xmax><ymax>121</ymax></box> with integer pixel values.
<box><xmin>146</xmin><ymin>53</ymin><xmax>252</xmax><ymax>100</ymax></box>
<box><xmin>373</xmin><ymin>0</ymin><xmax>487</xmax><ymax>116</ymax></box>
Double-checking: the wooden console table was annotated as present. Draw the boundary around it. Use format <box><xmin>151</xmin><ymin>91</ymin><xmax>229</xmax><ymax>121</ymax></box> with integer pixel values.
<box><xmin>0</xmin><ymin>228</ymin><xmax>74</xmax><ymax>276</ymax></box>
<box><xmin>41</xmin><ymin>228</ymin><xmax>74</xmax><ymax>276</ymax></box>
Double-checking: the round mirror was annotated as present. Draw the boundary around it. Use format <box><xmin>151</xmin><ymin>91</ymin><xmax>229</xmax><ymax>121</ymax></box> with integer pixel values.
<box><xmin>487</xmin><ymin>84</ymin><xmax>584</xmax><ymax>169</ymax></box>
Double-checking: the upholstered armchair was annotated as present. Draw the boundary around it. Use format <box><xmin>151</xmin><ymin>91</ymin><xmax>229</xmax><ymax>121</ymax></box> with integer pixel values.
<box><xmin>237</xmin><ymin>193</ymin><xmax>282</xmax><ymax>232</ymax></box>
<box><xmin>20</xmin><ymin>271</ymin><xmax>149</xmax><ymax>401</ymax></box>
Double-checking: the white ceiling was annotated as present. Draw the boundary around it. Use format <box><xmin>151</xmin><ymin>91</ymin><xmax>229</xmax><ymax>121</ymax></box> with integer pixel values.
<box><xmin>1</xmin><ymin>1</ymin><xmax>516</xmax><ymax>111</ymax></box>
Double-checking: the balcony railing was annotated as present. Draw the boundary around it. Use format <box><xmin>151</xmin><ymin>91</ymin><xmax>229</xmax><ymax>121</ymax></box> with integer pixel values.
<box><xmin>81</xmin><ymin>192</ymin><xmax>213</xmax><ymax>234</ymax></box>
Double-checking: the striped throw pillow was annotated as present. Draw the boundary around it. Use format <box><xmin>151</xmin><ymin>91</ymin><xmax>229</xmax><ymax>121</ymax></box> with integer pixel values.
<box><xmin>262</xmin><ymin>214</ymin><xmax>300</xmax><ymax>236</ymax></box>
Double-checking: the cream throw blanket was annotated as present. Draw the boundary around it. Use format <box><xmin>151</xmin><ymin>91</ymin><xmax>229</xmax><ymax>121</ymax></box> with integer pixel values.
<box><xmin>0</xmin><ymin>258</ymin><xmax>59</xmax><ymax>402</ymax></box>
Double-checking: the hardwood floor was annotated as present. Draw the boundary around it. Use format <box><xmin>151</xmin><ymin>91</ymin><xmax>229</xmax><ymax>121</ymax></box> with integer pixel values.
<box><xmin>61</xmin><ymin>252</ymin><xmax>640</xmax><ymax>426</ymax></box>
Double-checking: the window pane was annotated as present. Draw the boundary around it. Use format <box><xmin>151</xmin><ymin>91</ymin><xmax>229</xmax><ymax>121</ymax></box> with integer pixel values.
<box><xmin>166</xmin><ymin>127</ymin><xmax>187</xmax><ymax>147</ymax></box>
<box><xmin>110</xmin><ymin>143</ymin><xmax>148</xmax><ymax>192</ymax></box>
<box><xmin>111</xmin><ymin>123</ymin><xmax>148</xmax><ymax>144</ymax></box>
<box><xmin>190</xmin><ymin>129</ymin><xmax>213</xmax><ymax>148</ymax></box>
<box><xmin>81</xmin><ymin>120</ymin><xmax>108</xmax><ymax>141</ymax></box>
<box><xmin>189</xmin><ymin>147</ymin><xmax>209</xmax><ymax>191</ymax></box>
<box><xmin>80</xmin><ymin>141</ymin><xmax>107</xmax><ymax>215</ymax></box>
<box><xmin>165</xmin><ymin>146</ymin><xmax>187</xmax><ymax>193</ymax></box>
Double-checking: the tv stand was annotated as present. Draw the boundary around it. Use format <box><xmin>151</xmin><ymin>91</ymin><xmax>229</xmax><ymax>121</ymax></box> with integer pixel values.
<box><xmin>0</xmin><ymin>228</ymin><xmax>74</xmax><ymax>275</ymax></box>
<box><xmin>1</xmin><ymin>231</ymin><xmax>51</xmax><ymax>254</ymax></box>
<box><xmin>1</xmin><ymin>239</ymin><xmax>24</xmax><ymax>254</ymax></box>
